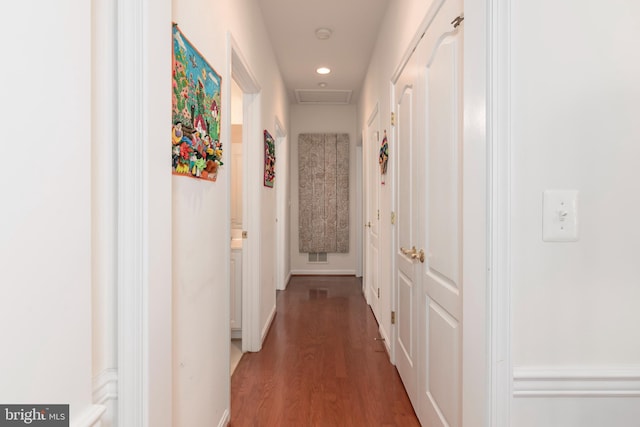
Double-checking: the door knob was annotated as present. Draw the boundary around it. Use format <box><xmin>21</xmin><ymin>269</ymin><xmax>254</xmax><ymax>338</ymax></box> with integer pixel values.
<box><xmin>400</xmin><ymin>246</ymin><xmax>425</xmax><ymax>263</ymax></box>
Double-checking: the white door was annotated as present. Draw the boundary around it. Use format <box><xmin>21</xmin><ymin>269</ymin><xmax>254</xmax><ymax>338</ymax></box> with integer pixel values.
<box><xmin>418</xmin><ymin>0</ymin><xmax>464</xmax><ymax>425</ymax></box>
<box><xmin>365</xmin><ymin>110</ymin><xmax>381</xmax><ymax>323</ymax></box>
<box><xmin>394</xmin><ymin>0</ymin><xmax>464</xmax><ymax>424</ymax></box>
<box><xmin>394</xmin><ymin>48</ymin><xmax>421</xmax><ymax>405</ymax></box>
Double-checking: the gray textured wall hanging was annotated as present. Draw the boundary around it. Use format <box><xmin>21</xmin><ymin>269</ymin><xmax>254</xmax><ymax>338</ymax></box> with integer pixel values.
<box><xmin>298</xmin><ymin>133</ymin><xmax>349</xmax><ymax>253</ymax></box>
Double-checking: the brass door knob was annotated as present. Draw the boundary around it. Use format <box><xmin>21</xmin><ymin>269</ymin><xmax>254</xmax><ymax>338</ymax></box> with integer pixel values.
<box><xmin>400</xmin><ymin>246</ymin><xmax>425</xmax><ymax>263</ymax></box>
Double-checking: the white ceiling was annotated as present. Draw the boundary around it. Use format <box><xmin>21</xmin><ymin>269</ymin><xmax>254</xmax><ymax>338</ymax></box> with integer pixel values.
<box><xmin>257</xmin><ymin>0</ymin><xmax>390</xmax><ymax>104</ymax></box>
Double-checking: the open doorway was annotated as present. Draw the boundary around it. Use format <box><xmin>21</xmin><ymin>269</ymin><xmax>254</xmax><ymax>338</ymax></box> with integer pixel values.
<box><xmin>230</xmin><ymin>78</ymin><xmax>244</xmax><ymax>374</ymax></box>
<box><xmin>227</xmin><ymin>34</ymin><xmax>263</xmax><ymax>356</ymax></box>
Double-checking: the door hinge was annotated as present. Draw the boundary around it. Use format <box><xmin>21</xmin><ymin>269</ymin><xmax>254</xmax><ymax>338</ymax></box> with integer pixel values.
<box><xmin>390</xmin><ymin>112</ymin><xmax>396</xmax><ymax>126</ymax></box>
<box><xmin>242</xmin><ymin>231</ymin><xmax>248</xmax><ymax>239</ymax></box>
<box><xmin>377</xmin><ymin>288</ymin><xmax>380</xmax><ymax>299</ymax></box>
<box><xmin>391</xmin><ymin>211</ymin><xmax>396</xmax><ymax>225</ymax></box>
<box><xmin>377</xmin><ymin>209</ymin><xmax>380</xmax><ymax>220</ymax></box>
<box><xmin>391</xmin><ymin>311</ymin><xmax>396</xmax><ymax>325</ymax></box>
<box><xmin>451</xmin><ymin>14</ymin><xmax>464</xmax><ymax>28</ymax></box>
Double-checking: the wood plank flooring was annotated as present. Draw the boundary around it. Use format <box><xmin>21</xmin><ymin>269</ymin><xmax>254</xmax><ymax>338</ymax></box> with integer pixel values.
<box><xmin>230</xmin><ymin>275</ymin><xmax>420</xmax><ymax>427</ymax></box>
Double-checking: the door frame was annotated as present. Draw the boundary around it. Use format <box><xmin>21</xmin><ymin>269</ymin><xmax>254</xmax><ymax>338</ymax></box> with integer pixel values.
<box><xmin>274</xmin><ymin>117</ymin><xmax>289</xmax><ymax>291</ymax></box>
<box><xmin>363</xmin><ymin>102</ymin><xmax>378</xmax><ymax>306</ymax></box>
<box><xmin>386</xmin><ymin>0</ymin><xmax>512</xmax><ymax>423</ymax></box>
<box><xmin>226</xmin><ymin>33</ymin><xmax>263</xmax><ymax>353</ymax></box>
<box><xmin>486</xmin><ymin>0</ymin><xmax>512</xmax><ymax>424</ymax></box>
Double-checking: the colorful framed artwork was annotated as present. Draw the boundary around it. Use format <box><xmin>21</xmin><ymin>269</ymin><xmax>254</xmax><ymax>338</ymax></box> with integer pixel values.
<box><xmin>379</xmin><ymin>129</ymin><xmax>389</xmax><ymax>184</ymax></box>
<box><xmin>171</xmin><ymin>24</ymin><xmax>223</xmax><ymax>181</ymax></box>
<box><xmin>264</xmin><ymin>130</ymin><xmax>275</xmax><ymax>188</ymax></box>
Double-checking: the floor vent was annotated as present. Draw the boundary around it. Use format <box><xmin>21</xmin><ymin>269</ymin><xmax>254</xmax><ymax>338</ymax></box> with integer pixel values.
<box><xmin>309</xmin><ymin>288</ymin><xmax>329</xmax><ymax>299</ymax></box>
<box><xmin>308</xmin><ymin>252</ymin><xmax>328</xmax><ymax>263</ymax></box>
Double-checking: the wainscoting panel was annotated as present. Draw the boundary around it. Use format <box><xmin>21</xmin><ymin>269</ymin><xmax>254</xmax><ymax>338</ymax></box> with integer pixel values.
<box><xmin>513</xmin><ymin>366</ymin><xmax>640</xmax><ymax>397</ymax></box>
<box><xmin>512</xmin><ymin>366</ymin><xmax>640</xmax><ymax>427</ymax></box>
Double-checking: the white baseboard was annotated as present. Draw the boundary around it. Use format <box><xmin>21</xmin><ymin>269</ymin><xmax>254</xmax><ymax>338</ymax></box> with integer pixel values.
<box><xmin>290</xmin><ymin>269</ymin><xmax>357</xmax><ymax>276</ymax></box>
<box><xmin>231</xmin><ymin>328</ymin><xmax>242</xmax><ymax>340</ymax></box>
<box><xmin>284</xmin><ymin>272</ymin><xmax>292</xmax><ymax>289</ymax></box>
<box><xmin>513</xmin><ymin>366</ymin><xmax>640</xmax><ymax>397</ymax></box>
<box><xmin>71</xmin><ymin>404</ymin><xmax>107</xmax><ymax>427</ymax></box>
<box><xmin>93</xmin><ymin>368</ymin><xmax>118</xmax><ymax>405</ymax></box>
<box><xmin>217</xmin><ymin>409</ymin><xmax>230</xmax><ymax>427</ymax></box>
<box><xmin>378</xmin><ymin>323</ymin><xmax>391</xmax><ymax>356</ymax></box>
<box><xmin>261</xmin><ymin>304</ymin><xmax>277</xmax><ymax>345</ymax></box>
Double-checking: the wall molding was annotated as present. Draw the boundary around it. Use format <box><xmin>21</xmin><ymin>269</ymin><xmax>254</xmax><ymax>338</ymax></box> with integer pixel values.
<box><xmin>93</xmin><ymin>368</ymin><xmax>118</xmax><ymax>405</ymax></box>
<box><xmin>513</xmin><ymin>367</ymin><xmax>640</xmax><ymax>398</ymax></box>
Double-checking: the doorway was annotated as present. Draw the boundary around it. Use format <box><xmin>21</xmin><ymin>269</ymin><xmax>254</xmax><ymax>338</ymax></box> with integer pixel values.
<box><xmin>227</xmin><ymin>34</ymin><xmax>263</xmax><ymax>354</ymax></box>
<box><xmin>230</xmin><ymin>77</ymin><xmax>244</xmax><ymax>374</ymax></box>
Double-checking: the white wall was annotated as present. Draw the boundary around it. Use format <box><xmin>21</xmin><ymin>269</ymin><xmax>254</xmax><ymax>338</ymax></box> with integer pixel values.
<box><xmin>509</xmin><ymin>0</ymin><xmax>640</xmax><ymax>424</ymax></box>
<box><xmin>172</xmin><ymin>0</ymin><xmax>288</xmax><ymax>425</ymax></box>
<box><xmin>0</xmin><ymin>0</ymin><xmax>98</xmax><ymax>423</ymax></box>
<box><xmin>290</xmin><ymin>104</ymin><xmax>359</xmax><ymax>274</ymax></box>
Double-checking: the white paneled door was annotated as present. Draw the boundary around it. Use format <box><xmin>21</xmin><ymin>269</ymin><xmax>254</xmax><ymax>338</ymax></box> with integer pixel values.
<box><xmin>394</xmin><ymin>0</ymin><xmax>464</xmax><ymax>425</ymax></box>
<box><xmin>394</xmin><ymin>48</ymin><xmax>420</xmax><ymax>404</ymax></box>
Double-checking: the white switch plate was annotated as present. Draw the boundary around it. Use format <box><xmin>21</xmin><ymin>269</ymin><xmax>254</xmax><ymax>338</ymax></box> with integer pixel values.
<box><xmin>543</xmin><ymin>190</ymin><xmax>579</xmax><ymax>242</ymax></box>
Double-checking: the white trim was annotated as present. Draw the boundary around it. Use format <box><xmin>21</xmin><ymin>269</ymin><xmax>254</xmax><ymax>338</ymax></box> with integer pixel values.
<box><xmin>231</xmin><ymin>329</ymin><xmax>242</xmax><ymax>340</ymax></box>
<box><xmin>390</xmin><ymin>0</ymin><xmax>446</xmax><ymax>84</ymax></box>
<box><xmin>487</xmin><ymin>0</ymin><xmax>512</xmax><ymax>424</ymax></box>
<box><xmin>513</xmin><ymin>367</ymin><xmax>640</xmax><ymax>398</ymax></box>
<box><xmin>261</xmin><ymin>304</ymin><xmax>277</xmax><ymax>345</ymax></box>
<box><xmin>290</xmin><ymin>270</ymin><xmax>357</xmax><ymax>276</ymax></box>
<box><xmin>283</xmin><ymin>273</ymin><xmax>292</xmax><ymax>289</ymax></box>
<box><xmin>217</xmin><ymin>409</ymin><xmax>230</xmax><ymax>427</ymax></box>
<box><xmin>366</xmin><ymin>102</ymin><xmax>380</xmax><ymax>127</ymax></box>
<box><xmin>275</xmin><ymin>118</ymin><xmax>288</xmax><ymax>291</ymax></box>
<box><xmin>71</xmin><ymin>405</ymin><xmax>107</xmax><ymax>427</ymax></box>
<box><xmin>378</xmin><ymin>323</ymin><xmax>392</xmax><ymax>356</ymax></box>
<box><xmin>93</xmin><ymin>368</ymin><xmax>118</xmax><ymax>405</ymax></box>
<box><xmin>117</xmin><ymin>0</ymin><xmax>146</xmax><ymax>425</ymax></box>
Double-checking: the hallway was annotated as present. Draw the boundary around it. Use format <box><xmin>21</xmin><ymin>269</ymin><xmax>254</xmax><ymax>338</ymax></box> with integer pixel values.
<box><xmin>230</xmin><ymin>276</ymin><xmax>420</xmax><ymax>426</ymax></box>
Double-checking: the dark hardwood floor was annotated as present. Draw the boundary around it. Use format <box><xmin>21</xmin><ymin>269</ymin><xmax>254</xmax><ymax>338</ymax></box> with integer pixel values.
<box><xmin>230</xmin><ymin>275</ymin><xmax>420</xmax><ymax>427</ymax></box>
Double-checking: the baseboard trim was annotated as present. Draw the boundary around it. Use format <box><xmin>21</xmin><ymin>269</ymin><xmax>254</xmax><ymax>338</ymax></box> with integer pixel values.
<box><xmin>261</xmin><ymin>304</ymin><xmax>277</xmax><ymax>345</ymax></box>
<box><xmin>290</xmin><ymin>269</ymin><xmax>357</xmax><ymax>276</ymax></box>
<box><xmin>378</xmin><ymin>324</ymin><xmax>392</xmax><ymax>356</ymax></box>
<box><xmin>217</xmin><ymin>409</ymin><xmax>230</xmax><ymax>427</ymax></box>
<box><xmin>71</xmin><ymin>404</ymin><xmax>107</xmax><ymax>427</ymax></box>
<box><xmin>231</xmin><ymin>328</ymin><xmax>242</xmax><ymax>340</ymax></box>
<box><xmin>93</xmin><ymin>368</ymin><xmax>118</xmax><ymax>405</ymax></box>
<box><xmin>284</xmin><ymin>273</ymin><xmax>292</xmax><ymax>289</ymax></box>
<box><xmin>513</xmin><ymin>366</ymin><xmax>640</xmax><ymax>397</ymax></box>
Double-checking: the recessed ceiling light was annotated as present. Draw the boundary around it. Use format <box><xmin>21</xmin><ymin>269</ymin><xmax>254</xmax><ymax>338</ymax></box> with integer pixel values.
<box><xmin>316</xmin><ymin>67</ymin><xmax>331</xmax><ymax>75</ymax></box>
<box><xmin>318</xmin><ymin>82</ymin><xmax>328</xmax><ymax>88</ymax></box>
<box><xmin>315</xmin><ymin>27</ymin><xmax>333</xmax><ymax>40</ymax></box>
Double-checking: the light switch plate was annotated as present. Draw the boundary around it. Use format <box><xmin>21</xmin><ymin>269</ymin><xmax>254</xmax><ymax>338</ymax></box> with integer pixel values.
<box><xmin>543</xmin><ymin>190</ymin><xmax>579</xmax><ymax>242</ymax></box>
